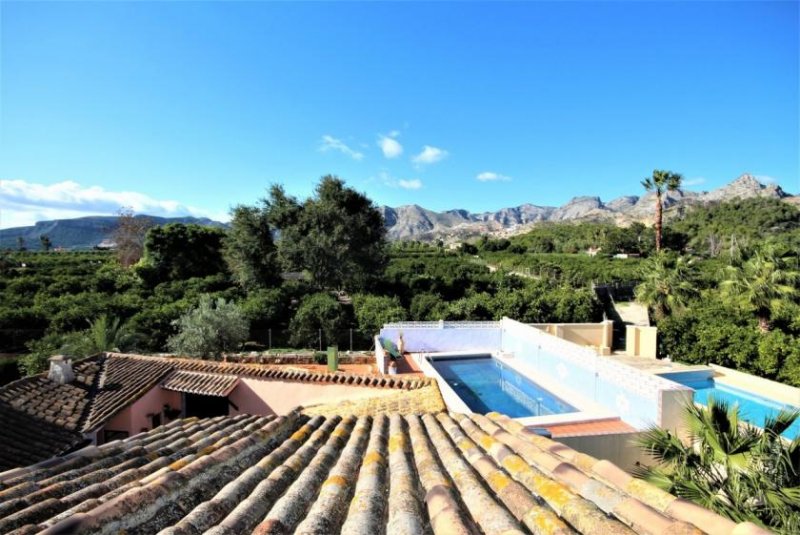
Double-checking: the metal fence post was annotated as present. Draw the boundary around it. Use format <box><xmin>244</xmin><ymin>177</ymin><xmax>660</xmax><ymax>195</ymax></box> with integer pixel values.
<box><xmin>318</xmin><ymin>329</ymin><xmax>322</xmax><ymax>352</ymax></box>
<box><xmin>349</xmin><ymin>329</ymin><xmax>353</xmax><ymax>352</ymax></box>
<box><xmin>268</xmin><ymin>329</ymin><xmax>272</xmax><ymax>350</ymax></box>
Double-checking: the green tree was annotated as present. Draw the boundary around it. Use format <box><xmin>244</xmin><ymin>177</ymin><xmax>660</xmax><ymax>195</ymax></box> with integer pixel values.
<box><xmin>352</xmin><ymin>294</ymin><xmax>406</xmax><ymax>335</ymax></box>
<box><xmin>16</xmin><ymin>237</ymin><xmax>26</xmax><ymax>252</ymax></box>
<box><xmin>641</xmin><ymin>169</ymin><xmax>682</xmax><ymax>252</ymax></box>
<box><xmin>224</xmin><ymin>205</ymin><xmax>282</xmax><ymax>290</ymax></box>
<box><xmin>18</xmin><ymin>333</ymin><xmax>68</xmax><ymax>376</ymax></box>
<box><xmin>409</xmin><ymin>292</ymin><xmax>449</xmax><ymax>321</ymax></box>
<box><xmin>635</xmin><ymin>253</ymin><xmax>698</xmax><ymax>321</ymax></box>
<box><xmin>459</xmin><ymin>242</ymin><xmax>478</xmax><ymax>255</ymax></box>
<box><xmin>167</xmin><ymin>296</ymin><xmax>249</xmax><ymax>359</ymax></box>
<box><xmin>240</xmin><ymin>287</ymin><xmax>290</xmax><ymax>335</ymax></box>
<box><xmin>637</xmin><ymin>399</ymin><xmax>800</xmax><ymax>533</ymax></box>
<box><xmin>268</xmin><ymin>176</ymin><xmax>389</xmax><ymax>291</ymax></box>
<box><xmin>141</xmin><ymin>223</ymin><xmax>227</xmax><ymax>282</ymax></box>
<box><xmin>39</xmin><ymin>235</ymin><xmax>52</xmax><ymax>252</ymax></box>
<box><xmin>288</xmin><ymin>292</ymin><xmax>346</xmax><ymax>348</ymax></box>
<box><xmin>721</xmin><ymin>248</ymin><xmax>799</xmax><ymax>333</ymax></box>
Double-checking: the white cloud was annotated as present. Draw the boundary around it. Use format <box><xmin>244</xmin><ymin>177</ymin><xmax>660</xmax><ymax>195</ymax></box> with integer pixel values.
<box><xmin>318</xmin><ymin>135</ymin><xmax>364</xmax><ymax>161</ymax></box>
<box><xmin>476</xmin><ymin>171</ymin><xmax>511</xmax><ymax>182</ymax></box>
<box><xmin>398</xmin><ymin>179</ymin><xmax>423</xmax><ymax>190</ymax></box>
<box><xmin>412</xmin><ymin>145</ymin><xmax>448</xmax><ymax>166</ymax></box>
<box><xmin>0</xmin><ymin>179</ymin><xmax>225</xmax><ymax>229</ymax></box>
<box><xmin>682</xmin><ymin>177</ymin><xmax>706</xmax><ymax>187</ymax></box>
<box><xmin>374</xmin><ymin>171</ymin><xmax>423</xmax><ymax>191</ymax></box>
<box><xmin>377</xmin><ymin>133</ymin><xmax>403</xmax><ymax>159</ymax></box>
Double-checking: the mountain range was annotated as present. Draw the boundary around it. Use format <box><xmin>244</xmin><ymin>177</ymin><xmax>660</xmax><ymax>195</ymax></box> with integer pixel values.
<box><xmin>0</xmin><ymin>174</ymin><xmax>794</xmax><ymax>250</ymax></box>
<box><xmin>380</xmin><ymin>174</ymin><xmax>793</xmax><ymax>241</ymax></box>
<box><xmin>0</xmin><ymin>216</ymin><xmax>226</xmax><ymax>251</ymax></box>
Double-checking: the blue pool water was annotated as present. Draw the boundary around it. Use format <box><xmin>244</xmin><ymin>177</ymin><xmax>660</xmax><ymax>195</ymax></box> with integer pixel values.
<box><xmin>429</xmin><ymin>355</ymin><xmax>577</xmax><ymax>418</ymax></box>
<box><xmin>661</xmin><ymin>374</ymin><xmax>800</xmax><ymax>440</ymax></box>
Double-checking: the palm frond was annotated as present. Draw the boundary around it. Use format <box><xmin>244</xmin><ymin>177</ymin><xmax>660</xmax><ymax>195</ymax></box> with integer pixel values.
<box><xmin>762</xmin><ymin>409</ymin><xmax>800</xmax><ymax>438</ymax></box>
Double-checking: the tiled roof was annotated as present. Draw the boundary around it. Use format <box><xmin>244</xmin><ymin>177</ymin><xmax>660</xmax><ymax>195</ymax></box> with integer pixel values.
<box><xmin>0</xmin><ymin>352</ymin><xmax>433</xmax><ymax>471</ymax></box>
<box><xmin>0</xmin><ymin>401</ymin><xmax>87</xmax><ymax>472</ymax></box>
<box><xmin>302</xmin><ymin>383</ymin><xmax>446</xmax><ymax>417</ymax></box>
<box><xmin>0</xmin><ymin>410</ymin><xmax>768</xmax><ymax>535</ymax></box>
<box><xmin>0</xmin><ymin>358</ymin><xmax>101</xmax><ymax>432</ymax></box>
<box><xmin>104</xmin><ymin>352</ymin><xmax>433</xmax><ymax>390</ymax></box>
<box><xmin>162</xmin><ymin>370</ymin><xmax>240</xmax><ymax>397</ymax></box>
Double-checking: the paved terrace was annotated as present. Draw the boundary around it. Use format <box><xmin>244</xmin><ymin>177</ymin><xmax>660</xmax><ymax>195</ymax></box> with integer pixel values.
<box><xmin>0</xmin><ymin>410</ymin><xmax>767</xmax><ymax>535</ymax></box>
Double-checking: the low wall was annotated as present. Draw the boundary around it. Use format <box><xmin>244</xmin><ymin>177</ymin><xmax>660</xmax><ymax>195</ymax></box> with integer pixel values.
<box><xmin>531</xmin><ymin>321</ymin><xmax>613</xmax><ymax>355</ymax></box>
<box><xmin>380</xmin><ymin>322</ymin><xmax>502</xmax><ymax>354</ymax></box>
<box><xmin>375</xmin><ymin>336</ymin><xmax>387</xmax><ymax>375</ymax></box>
<box><xmin>557</xmin><ymin>432</ymin><xmax>647</xmax><ymax>472</ymax></box>
<box><xmin>228</xmin><ymin>377</ymin><xmax>397</xmax><ymax>416</ymax></box>
<box><xmin>217</xmin><ymin>352</ymin><xmax>374</xmax><ymax>365</ymax></box>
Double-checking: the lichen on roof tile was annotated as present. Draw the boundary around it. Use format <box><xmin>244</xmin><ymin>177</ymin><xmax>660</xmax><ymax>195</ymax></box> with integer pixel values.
<box><xmin>0</xmin><ymin>409</ymin><xmax>771</xmax><ymax>535</ymax></box>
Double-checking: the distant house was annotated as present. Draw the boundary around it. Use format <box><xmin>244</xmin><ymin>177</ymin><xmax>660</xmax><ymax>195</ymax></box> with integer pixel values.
<box><xmin>95</xmin><ymin>238</ymin><xmax>117</xmax><ymax>249</ymax></box>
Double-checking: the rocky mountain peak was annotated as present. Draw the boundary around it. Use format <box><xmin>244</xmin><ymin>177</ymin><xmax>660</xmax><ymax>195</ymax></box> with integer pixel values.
<box><xmin>700</xmin><ymin>173</ymin><xmax>786</xmax><ymax>202</ymax></box>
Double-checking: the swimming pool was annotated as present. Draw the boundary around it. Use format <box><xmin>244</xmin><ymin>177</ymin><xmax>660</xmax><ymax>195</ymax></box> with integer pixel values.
<box><xmin>428</xmin><ymin>355</ymin><xmax>577</xmax><ymax>418</ymax></box>
<box><xmin>660</xmin><ymin>373</ymin><xmax>800</xmax><ymax>440</ymax></box>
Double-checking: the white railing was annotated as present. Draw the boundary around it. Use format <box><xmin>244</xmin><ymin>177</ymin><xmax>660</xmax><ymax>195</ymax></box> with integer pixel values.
<box><xmin>383</xmin><ymin>321</ymin><xmax>501</xmax><ymax>330</ymax></box>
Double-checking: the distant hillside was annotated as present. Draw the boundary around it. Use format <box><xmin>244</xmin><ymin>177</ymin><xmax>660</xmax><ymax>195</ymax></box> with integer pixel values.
<box><xmin>2</xmin><ymin>173</ymin><xmax>793</xmax><ymax>249</ymax></box>
<box><xmin>381</xmin><ymin>173</ymin><xmax>793</xmax><ymax>241</ymax></box>
<box><xmin>0</xmin><ymin>215</ymin><xmax>226</xmax><ymax>251</ymax></box>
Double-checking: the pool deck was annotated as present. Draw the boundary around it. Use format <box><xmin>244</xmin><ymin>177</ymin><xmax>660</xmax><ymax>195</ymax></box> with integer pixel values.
<box><xmin>606</xmin><ymin>355</ymin><xmax>800</xmax><ymax>407</ymax></box>
<box><xmin>605</xmin><ymin>353</ymin><xmax>710</xmax><ymax>375</ymax></box>
<box><xmin>709</xmin><ymin>364</ymin><xmax>800</xmax><ymax>407</ymax></box>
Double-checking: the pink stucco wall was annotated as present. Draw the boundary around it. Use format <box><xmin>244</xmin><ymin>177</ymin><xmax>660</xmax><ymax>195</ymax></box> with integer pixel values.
<box><xmin>102</xmin><ymin>386</ymin><xmax>181</xmax><ymax>439</ymax></box>
<box><xmin>228</xmin><ymin>378</ymin><xmax>397</xmax><ymax>416</ymax></box>
<box><xmin>99</xmin><ymin>378</ymin><xmax>397</xmax><ymax>440</ymax></box>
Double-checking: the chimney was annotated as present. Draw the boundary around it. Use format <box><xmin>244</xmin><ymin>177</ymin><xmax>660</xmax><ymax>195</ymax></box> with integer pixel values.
<box><xmin>48</xmin><ymin>355</ymin><xmax>75</xmax><ymax>384</ymax></box>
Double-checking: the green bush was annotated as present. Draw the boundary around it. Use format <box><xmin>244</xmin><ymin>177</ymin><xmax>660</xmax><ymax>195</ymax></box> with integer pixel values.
<box><xmin>352</xmin><ymin>294</ymin><xmax>406</xmax><ymax>335</ymax></box>
<box><xmin>167</xmin><ymin>296</ymin><xmax>249</xmax><ymax>359</ymax></box>
<box><xmin>288</xmin><ymin>293</ymin><xmax>346</xmax><ymax>349</ymax></box>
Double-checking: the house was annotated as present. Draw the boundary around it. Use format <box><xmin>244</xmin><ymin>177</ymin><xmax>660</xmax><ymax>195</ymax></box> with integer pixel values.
<box><xmin>0</xmin><ymin>352</ymin><xmax>433</xmax><ymax>470</ymax></box>
<box><xmin>0</xmin><ymin>351</ymin><xmax>770</xmax><ymax>534</ymax></box>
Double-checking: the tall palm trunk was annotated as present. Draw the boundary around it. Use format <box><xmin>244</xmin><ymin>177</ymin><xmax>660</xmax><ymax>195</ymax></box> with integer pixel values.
<box><xmin>655</xmin><ymin>192</ymin><xmax>663</xmax><ymax>252</ymax></box>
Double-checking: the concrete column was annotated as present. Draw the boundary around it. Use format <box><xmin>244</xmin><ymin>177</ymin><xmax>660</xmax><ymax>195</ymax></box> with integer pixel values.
<box><xmin>601</xmin><ymin>320</ymin><xmax>614</xmax><ymax>352</ymax></box>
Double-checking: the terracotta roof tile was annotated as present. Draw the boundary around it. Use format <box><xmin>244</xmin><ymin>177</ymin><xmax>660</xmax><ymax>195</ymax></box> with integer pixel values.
<box><xmin>0</xmin><ymin>410</ymin><xmax>770</xmax><ymax>535</ymax></box>
<box><xmin>161</xmin><ymin>370</ymin><xmax>240</xmax><ymax>397</ymax></box>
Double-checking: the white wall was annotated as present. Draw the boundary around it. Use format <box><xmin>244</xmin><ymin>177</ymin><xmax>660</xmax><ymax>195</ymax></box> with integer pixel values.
<box><xmin>379</xmin><ymin>322</ymin><xmax>502</xmax><ymax>353</ymax></box>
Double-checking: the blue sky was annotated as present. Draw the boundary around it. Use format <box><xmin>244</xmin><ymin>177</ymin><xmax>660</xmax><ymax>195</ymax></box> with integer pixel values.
<box><xmin>1</xmin><ymin>1</ymin><xmax>798</xmax><ymax>228</ymax></box>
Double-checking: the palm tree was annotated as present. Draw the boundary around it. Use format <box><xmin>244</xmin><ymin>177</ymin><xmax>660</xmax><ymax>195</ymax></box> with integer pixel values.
<box><xmin>86</xmin><ymin>315</ymin><xmax>143</xmax><ymax>352</ymax></box>
<box><xmin>636</xmin><ymin>399</ymin><xmax>800</xmax><ymax>532</ymax></box>
<box><xmin>60</xmin><ymin>315</ymin><xmax>142</xmax><ymax>355</ymax></box>
<box><xmin>721</xmin><ymin>248</ymin><xmax>799</xmax><ymax>333</ymax></box>
<box><xmin>641</xmin><ymin>170</ymin><xmax>683</xmax><ymax>252</ymax></box>
<box><xmin>635</xmin><ymin>253</ymin><xmax>698</xmax><ymax>321</ymax></box>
